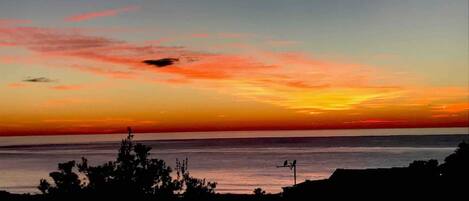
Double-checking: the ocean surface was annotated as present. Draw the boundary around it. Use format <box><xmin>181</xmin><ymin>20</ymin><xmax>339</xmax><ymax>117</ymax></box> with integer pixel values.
<box><xmin>0</xmin><ymin>128</ymin><xmax>468</xmax><ymax>194</ymax></box>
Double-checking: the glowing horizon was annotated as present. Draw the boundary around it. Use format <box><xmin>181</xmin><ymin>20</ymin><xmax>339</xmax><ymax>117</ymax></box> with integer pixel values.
<box><xmin>1</xmin><ymin>0</ymin><xmax>468</xmax><ymax>136</ymax></box>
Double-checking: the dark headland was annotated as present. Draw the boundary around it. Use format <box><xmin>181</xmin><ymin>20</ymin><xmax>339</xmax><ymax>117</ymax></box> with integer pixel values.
<box><xmin>1</xmin><ymin>130</ymin><xmax>468</xmax><ymax>200</ymax></box>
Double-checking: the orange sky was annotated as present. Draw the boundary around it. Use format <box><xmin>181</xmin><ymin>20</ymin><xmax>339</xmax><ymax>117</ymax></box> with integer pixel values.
<box><xmin>0</xmin><ymin>1</ymin><xmax>468</xmax><ymax>136</ymax></box>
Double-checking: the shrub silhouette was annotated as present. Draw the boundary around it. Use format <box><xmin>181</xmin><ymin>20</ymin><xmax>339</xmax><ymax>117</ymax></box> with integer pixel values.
<box><xmin>253</xmin><ymin>187</ymin><xmax>266</xmax><ymax>196</ymax></box>
<box><xmin>38</xmin><ymin>128</ymin><xmax>216</xmax><ymax>200</ymax></box>
<box><xmin>408</xmin><ymin>159</ymin><xmax>440</xmax><ymax>178</ymax></box>
<box><xmin>175</xmin><ymin>158</ymin><xmax>217</xmax><ymax>200</ymax></box>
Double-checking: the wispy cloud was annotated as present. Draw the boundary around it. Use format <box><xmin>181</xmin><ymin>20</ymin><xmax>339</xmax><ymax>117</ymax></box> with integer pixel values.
<box><xmin>188</xmin><ymin>33</ymin><xmax>210</xmax><ymax>38</ymax></box>
<box><xmin>49</xmin><ymin>85</ymin><xmax>83</xmax><ymax>90</ymax></box>
<box><xmin>0</xmin><ymin>18</ymin><xmax>31</xmax><ymax>26</ymax></box>
<box><xmin>69</xmin><ymin>65</ymin><xmax>137</xmax><ymax>79</ymax></box>
<box><xmin>64</xmin><ymin>5</ymin><xmax>140</xmax><ymax>22</ymax></box>
<box><xmin>344</xmin><ymin>119</ymin><xmax>405</xmax><ymax>124</ymax></box>
<box><xmin>0</xmin><ymin>26</ymin><xmax>123</xmax><ymax>51</ymax></box>
<box><xmin>39</xmin><ymin>98</ymin><xmax>106</xmax><ymax>108</ymax></box>
<box><xmin>7</xmin><ymin>83</ymin><xmax>28</xmax><ymax>88</ymax></box>
<box><xmin>431</xmin><ymin>103</ymin><xmax>469</xmax><ymax>114</ymax></box>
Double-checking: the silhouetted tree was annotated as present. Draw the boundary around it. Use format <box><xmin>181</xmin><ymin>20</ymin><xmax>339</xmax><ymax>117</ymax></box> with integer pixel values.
<box><xmin>37</xmin><ymin>161</ymin><xmax>83</xmax><ymax>195</ymax></box>
<box><xmin>440</xmin><ymin>141</ymin><xmax>469</xmax><ymax>180</ymax></box>
<box><xmin>77</xmin><ymin>130</ymin><xmax>182</xmax><ymax>199</ymax></box>
<box><xmin>38</xmin><ymin>179</ymin><xmax>51</xmax><ymax>194</ymax></box>
<box><xmin>38</xmin><ymin>127</ymin><xmax>216</xmax><ymax>200</ymax></box>
<box><xmin>253</xmin><ymin>188</ymin><xmax>266</xmax><ymax>196</ymax></box>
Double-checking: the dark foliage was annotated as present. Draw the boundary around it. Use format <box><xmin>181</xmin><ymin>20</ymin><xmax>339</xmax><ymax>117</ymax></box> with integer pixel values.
<box><xmin>175</xmin><ymin>158</ymin><xmax>217</xmax><ymax>200</ymax></box>
<box><xmin>38</xmin><ymin>161</ymin><xmax>82</xmax><ymax>195</ymax></box>
<box><xmin>440</xmin><ymin>141</ymin><xmax>469</xmax><ymax>180</ymax></box>
<box><xmin>36</xmin><ymin>128</ymin><xmax>216</xmax><ymax>200</ymax></box>
<box><xmin>253</xmin><ymin>188</ymin><xmax>266</xmax><ymax>196</ymax></box>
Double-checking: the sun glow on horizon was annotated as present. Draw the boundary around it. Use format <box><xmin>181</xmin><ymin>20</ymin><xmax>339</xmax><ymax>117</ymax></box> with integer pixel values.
<box><xmin>1</xmin><ymin>0</ymin><xmax>468</xmax><ymax>136</ymax></box>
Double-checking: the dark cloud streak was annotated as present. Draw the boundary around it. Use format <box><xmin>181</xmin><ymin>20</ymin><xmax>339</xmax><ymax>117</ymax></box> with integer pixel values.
<box><xmin>143</xmin><ymin>58</ymin><xmax>179</xmax><ymax>67</ymax></box>
<box><xmin>23</xmin><ymin>77</ymin><xmax>55</xmax><ymax>83</ymax></box>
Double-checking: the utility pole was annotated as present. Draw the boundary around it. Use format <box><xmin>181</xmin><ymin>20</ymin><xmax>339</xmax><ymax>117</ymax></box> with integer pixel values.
<box><xmin>277</xmin><ymin>160</ymin><xmax>297</xmax><ymax>185</ymax></box>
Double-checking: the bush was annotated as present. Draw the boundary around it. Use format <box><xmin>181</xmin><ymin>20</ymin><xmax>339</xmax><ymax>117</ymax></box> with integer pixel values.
<box><xmin>175</xmin><ymin>158</ymin><xmax>217</xmax><ymax>200</ymax></box>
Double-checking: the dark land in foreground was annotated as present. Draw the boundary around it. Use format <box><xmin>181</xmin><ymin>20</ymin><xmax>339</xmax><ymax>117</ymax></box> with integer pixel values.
<box><xmin>1</xmin><ymin>129</ymin><xmax>468</xmax><ymax>200</ymax></box>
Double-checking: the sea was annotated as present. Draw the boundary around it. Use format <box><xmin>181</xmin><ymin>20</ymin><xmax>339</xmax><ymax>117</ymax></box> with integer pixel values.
<box><xmin>0</xmin><ymin>127</ymin><xmax>468</xmax><ymax>194</ymax></box>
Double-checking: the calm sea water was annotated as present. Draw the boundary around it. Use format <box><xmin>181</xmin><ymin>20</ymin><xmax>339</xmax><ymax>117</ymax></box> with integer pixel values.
<box><xmin>0</xmin><ymin>128</ymin><xmax>468</xmax><ymax>194</ymax></box>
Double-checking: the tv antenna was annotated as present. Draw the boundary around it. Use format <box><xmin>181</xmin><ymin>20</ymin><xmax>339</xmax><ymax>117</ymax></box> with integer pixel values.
<box><xmin>277</xmin><ymin>160</ymin><xmax>297</xmax><ymax>185</ymax></box>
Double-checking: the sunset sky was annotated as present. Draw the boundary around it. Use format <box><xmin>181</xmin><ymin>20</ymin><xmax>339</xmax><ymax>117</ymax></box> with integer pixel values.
<box><xmin>1</xmin><ymin>0</ymin><xmax>468</xmax><ymax>136</ymax></box>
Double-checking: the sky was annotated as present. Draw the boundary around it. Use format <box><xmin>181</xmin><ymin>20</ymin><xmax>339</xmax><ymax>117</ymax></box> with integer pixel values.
<box><xmin>0</xmin><ymin>0</ymin><xmax>468</xmax><ymax>136</ymax></box>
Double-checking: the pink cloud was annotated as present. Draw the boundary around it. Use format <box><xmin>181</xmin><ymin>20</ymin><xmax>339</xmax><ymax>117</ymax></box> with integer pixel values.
<box><xmin>0</xmin><ymin>25</ymin><xmax>408</xmax><ymax>111</ymax></box>
<box><xmin>7</xmin><ymin>83</ymin><xmax>28</xmax><ymax>88</ymax></box>
<box><xmin>2</xmin><ymin>24</ymin><xmax>466</xmax><ymax>117</ymax></box>
<box><xmin>49</xmin><ymin>85</ymin><xmax>84</xmax><ymax>90</ymax></box>
<box><xmin>0</xmin><ymin>42</ymin><xmax>16</xmax><ymax>47</ymax></box>
<box><xmin>0</xmin><ymin>26</ymin><xmax>122</xmax><ymax>51</ymax></box>
<box><xmin>0</xmin><ymin>26</ymin><xmax>190</xmax><ymax>68</ymax></box>
<box><xmin>64</xmin><ymin>5</ymin><xmax>140</xmax><ymax>22</ymax></box>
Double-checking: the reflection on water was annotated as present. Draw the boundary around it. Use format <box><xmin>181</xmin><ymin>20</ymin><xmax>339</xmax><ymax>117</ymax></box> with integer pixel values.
<box><xmin>0</xmin><ymin>128</ymin><xmax>468</xmax><ymax>194</ymax></box>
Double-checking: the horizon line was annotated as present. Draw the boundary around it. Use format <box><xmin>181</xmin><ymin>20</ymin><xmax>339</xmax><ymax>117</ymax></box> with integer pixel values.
<box><xmin>1</xmin><ymin>125</ymin><xmax>468</xmax><ymax>138</ymax></box>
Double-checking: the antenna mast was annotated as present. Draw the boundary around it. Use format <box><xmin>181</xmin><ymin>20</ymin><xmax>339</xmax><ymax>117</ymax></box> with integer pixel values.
<box><xmin>277</xmin><ymin>160</ymin><xmax>297</xmax><ymax>185</ymax></box>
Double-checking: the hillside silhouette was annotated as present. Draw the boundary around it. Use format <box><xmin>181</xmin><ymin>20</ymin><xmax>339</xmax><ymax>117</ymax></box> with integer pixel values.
<box><xmin>0</xmin><ymin>128</ymin><xmax>468</xmax><ymax>200</ymax></box>
<box><xmin>283</xmin><ymin>140</ymin><xmax>469</xmax><ymax>200</ymax></box>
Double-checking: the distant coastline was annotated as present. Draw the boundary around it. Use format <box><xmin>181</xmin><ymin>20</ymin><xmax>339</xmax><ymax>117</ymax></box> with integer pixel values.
<box><xmin>0</xmin><ymin>127</ymin><xmax>467</xmax><ymax>147</ymax></box>
<box><xmin>2</xmin><ymin>126</ymin><xmax>469</xmax><ymax>137</ymax></box>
